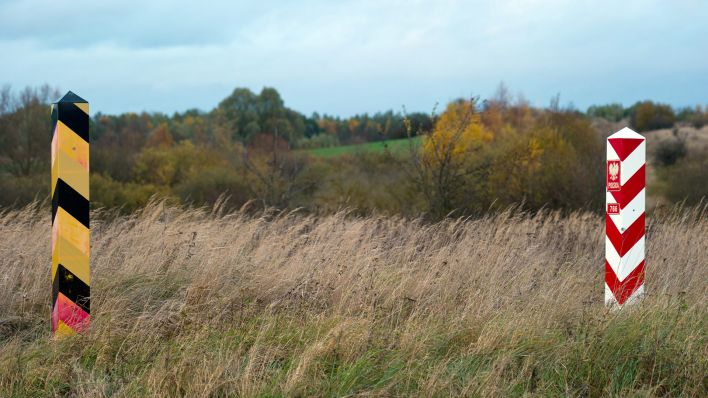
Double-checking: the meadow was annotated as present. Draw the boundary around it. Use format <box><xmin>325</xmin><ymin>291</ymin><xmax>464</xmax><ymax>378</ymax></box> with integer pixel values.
<box><xmin>302</xmin><ymin>136</ymin><xmax>421</xmax><ymax>158</ymax></box>
<box><xmin>0</xmin><ymin>202</ymin><xmax>706</xmax><ymax>397</ymax></box>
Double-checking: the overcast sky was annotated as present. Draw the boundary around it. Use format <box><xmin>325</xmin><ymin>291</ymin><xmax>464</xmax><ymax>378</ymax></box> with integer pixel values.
<box><xmin>1</xmin><ymin>0</ymin><xmax>707</xmax><ymax>116</ymax></box>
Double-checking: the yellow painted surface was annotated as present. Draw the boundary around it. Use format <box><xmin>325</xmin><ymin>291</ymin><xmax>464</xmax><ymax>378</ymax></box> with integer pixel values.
<box><xmin>75</xmin><ymin>102</ymin><xmax>89</xmax><ymax>115</ymax></box>
<box><xmin>56</xmin><ymin>121</ymin><xmax>89</xmax><ymax>170</ymax></box>
<box><xmin>52</xmin><ymin>207</ymin><xmax>90</xmax><ymax>257</ymax></box>
<box><xmin>52</xmin><ymin>235</ymin><xmax>90</xmax><ymax>284</ymax></box>
<box><xmin>52</xmin><ymin>149</ymin><xmax>89</xmax><ymax>199</ymax></box>
<box><xmin>55</xmin><ymin>320</ymin><xmax>77</xmax><ymax>337</ymax></box>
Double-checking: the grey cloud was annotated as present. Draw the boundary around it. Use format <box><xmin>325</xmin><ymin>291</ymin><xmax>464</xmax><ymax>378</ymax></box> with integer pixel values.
<box><xmin>0</xmin><ymin>0</ymin><xmax>275</xmax><ymax>48</ymax></box>
<box><xmin>0</xmin><ymin>0</ymin><xmax>706</xmax><ymax>116</ymax></box>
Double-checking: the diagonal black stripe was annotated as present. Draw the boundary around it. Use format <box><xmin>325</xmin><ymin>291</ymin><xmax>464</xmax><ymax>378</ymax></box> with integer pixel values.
<box><xmin>52</xmin><ymin>179</ymin><xmax>89</xmax><ymax>228</ymax></box>
<box><xmin>52</xmin><ymin>264</ymin><xmax>90</xmax><ymax>313</ymax></box>
<box><xmin>58</xmin><ymin>102</ymin><xmax>89</xmax><ymax>142</ymax></box>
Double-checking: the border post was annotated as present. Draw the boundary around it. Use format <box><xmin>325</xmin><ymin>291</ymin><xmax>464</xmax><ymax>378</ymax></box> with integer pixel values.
<box><xmin>51</xmin><ymin>91</ymin><xmax>90</xmax><ymax>336</ymax></box>
<box><xmin>605</xmin><ymin>127</ymin><xmax>646</xmax><ymax>307</ymax></box>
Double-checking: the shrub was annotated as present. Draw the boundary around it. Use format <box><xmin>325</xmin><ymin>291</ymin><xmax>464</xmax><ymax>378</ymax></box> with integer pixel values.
<box><xmin>0</xmin><ymin>173</ymin><xmax>48</xmax><ymax>207</ymax></box>
<box><xmin>133</xmin><ymin>141</ymin><xmax>222</xmax><ymax>187</ymax></box>
<box><xmin>659</xmin><ymin>155</ymin><xmax>708</xmax><ymax>205</ymax></box>
<box><xmin>174</xmin><ymin>166</ymin><xmax>251</xmax><ymax>209</ymax></box>
<box><xmin>91</xmin><ymin>173</ymin><xmax>166</xmax><ymax>212</ymax></box>
<box><xmin>689</xmin><ymin>106</ymin><xmax>708</xmax><ymax>129</ymax></box>
<box><xmin>630</xmin><ymin>101</ymin><xmax>675</xmax><ymax>131</ymax></box>
<box><xmin>306</xmin><ymin>152</ymin><xmax>414</xmax><ymax>215</ymax></box>
<box><xmin>653</xmin><ymin>133</ymin><xmax>687</xmax><ymax>167</ymax></box>
<box><xmin>295</xmin><ymin>133</ymin><xmax>340</xmax><ymax>149</ymax></box>
<box><xmin>485</xmin><ymin>110</ymin><xmax>604</xmax><ymax>212</ymax></box>
<box><xmin>675</xmin><ymin>105</ymin><xmax>708</xmax><ymax>128</ymax></box>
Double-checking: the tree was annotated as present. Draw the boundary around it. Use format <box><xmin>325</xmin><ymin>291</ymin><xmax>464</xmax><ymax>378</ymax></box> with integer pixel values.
<box><xmin>630</xmin><ymin>101</ymin><xmax>675</xmax><ymax>131</ymax></box>
<box><xmin>407</xmin><ymin>98</ymin><xmax>492</xmax><ymax>218</ymax></box>
<box><xmin>133</xmin><ymin>141</ymin><xmax>216</xmax><ymax>187</ymax></box>
<box><xmin>488</xmin><ymin>127</ymin><xmax>578</xmax><ymax>209</ymax></box>
<box><xmin>587</xmin><ymin>103</ymin><xmax>625</xmax><ymax>122</ymax></box>
<box><xmin>214</xmin><ymin>87</ymin><xmax>306</xmax><ymax>144</ymax></box>
<box><xmin>0</xmin><ymin>85</ymin><xmax>59</xmax><ymax>176</ymax></box>
<box><xmin>146</xmin><ymin>122</ymin><xmax>174</xmax><ymax>148</ymax></box>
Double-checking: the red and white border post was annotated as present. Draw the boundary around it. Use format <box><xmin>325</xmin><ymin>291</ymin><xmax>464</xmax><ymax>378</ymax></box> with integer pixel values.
<box><xmin>605</xmin><ymin>127</ymin><xmax>646</xmax><ymax>307</ymax></box>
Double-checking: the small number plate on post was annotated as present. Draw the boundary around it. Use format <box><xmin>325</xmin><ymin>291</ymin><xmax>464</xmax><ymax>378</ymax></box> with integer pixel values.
<box><xmin>607</xmin><ymin>203</ymin><xmax>620</xmax><ymax>215</ymax></box>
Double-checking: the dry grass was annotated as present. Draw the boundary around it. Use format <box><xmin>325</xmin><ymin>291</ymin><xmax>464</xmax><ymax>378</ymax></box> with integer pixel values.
<box><xmin>0</xmin><ymin>202</ymin><xmax>706</xmax><ymax>397</ymax></box>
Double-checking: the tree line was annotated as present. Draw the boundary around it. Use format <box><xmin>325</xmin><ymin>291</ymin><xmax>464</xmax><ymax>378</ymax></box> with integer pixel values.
<box><xmin>1</xmin><ymin>84</ymin><xmax>705</xmax><ymax>217</ymax></box>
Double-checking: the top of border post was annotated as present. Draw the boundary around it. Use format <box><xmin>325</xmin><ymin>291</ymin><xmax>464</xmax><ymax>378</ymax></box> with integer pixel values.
<box><xmin>608</xmin><ymin>127</ymin><xmax>645</xmax><ymax>140</ymax></box>
<box><xmin>55</xmin><ymin>91</ymin><xmax>88</xmax><ymax>104</ymax></box>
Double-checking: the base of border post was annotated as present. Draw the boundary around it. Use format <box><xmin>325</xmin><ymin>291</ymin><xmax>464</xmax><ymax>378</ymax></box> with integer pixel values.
<box><xmin>605</xmin><ymin>283</ymin><xmax>645</xmax><ymax>309</ymax></box>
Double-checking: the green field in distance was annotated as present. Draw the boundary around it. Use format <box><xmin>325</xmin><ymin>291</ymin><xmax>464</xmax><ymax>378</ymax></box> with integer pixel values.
<box><xmin>302</xmin><ymin>136</ymin><xmax>422</xmax><ymax>157</ymax></box>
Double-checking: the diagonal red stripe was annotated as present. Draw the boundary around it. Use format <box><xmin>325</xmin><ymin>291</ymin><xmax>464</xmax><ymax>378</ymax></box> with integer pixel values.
<box><xmin>610</xmin><ymin>165</ymin><xmax>645</xmax><ymax>209</ymax></box>
<box><xmin>608</xmin><ymin>137</ymin><xmax>644</xmax><ymax>161</ymax></box>
<box><xmin>606</xmin><ymin>213</ymin><xmax>645</xmax><ymax>256</ymax></box>
<box><xmin>51</xmin><ymin>292</ymin><xmax>90</xmax><ymax>333</ymax></box>
<box><xmin>606</xmin><ymin>260</ymin><xmax>644</xmax><ymax>305</ymax></box>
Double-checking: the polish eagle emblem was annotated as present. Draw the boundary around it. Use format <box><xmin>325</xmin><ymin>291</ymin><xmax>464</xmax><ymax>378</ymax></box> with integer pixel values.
<box><xmin>608</xmin><ymin>162</ymin><xmax>619</xmax><ymax>181</ymax></box>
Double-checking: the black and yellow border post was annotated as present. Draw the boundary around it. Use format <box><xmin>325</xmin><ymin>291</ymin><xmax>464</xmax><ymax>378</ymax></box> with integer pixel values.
<box><xmin>50</xmin><ymin>91</ymin><xmax>90</xmax><ymax>337</ymax></box>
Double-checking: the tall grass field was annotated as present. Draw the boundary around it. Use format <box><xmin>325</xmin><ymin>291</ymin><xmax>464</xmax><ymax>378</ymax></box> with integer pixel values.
<box><xmin>0</xmin><ymin>202</ymin><xmax>706</xmax><ymax>397</ymax></box>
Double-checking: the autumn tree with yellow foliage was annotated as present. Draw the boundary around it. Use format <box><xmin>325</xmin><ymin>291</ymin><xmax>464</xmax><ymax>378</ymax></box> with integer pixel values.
<box><xmin>405</xmin><ymin>93</ymin><xmax>605</xmax><ymax>217</ymax></box>
<box><xmin>408</xmin><ymin>98</ymin><xmax>493</xmax><ymax>217</ymax></box>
